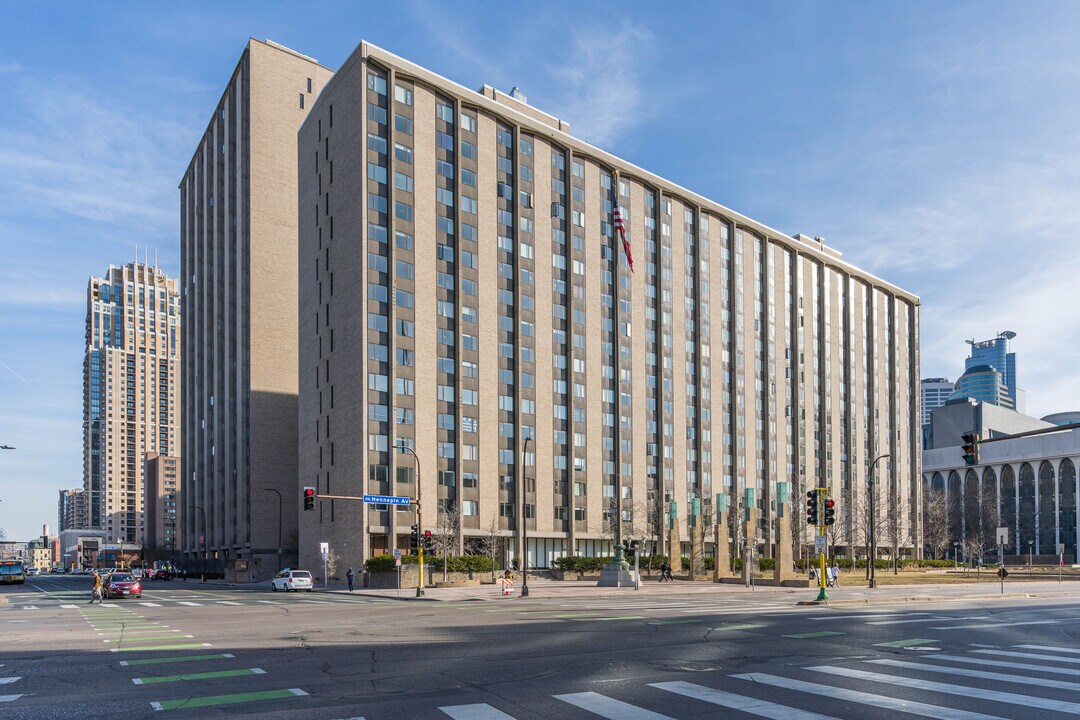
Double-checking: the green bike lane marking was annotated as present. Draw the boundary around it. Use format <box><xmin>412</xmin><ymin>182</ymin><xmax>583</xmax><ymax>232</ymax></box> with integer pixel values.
<box><xmin>783</xmin><ymin>631</ymin><xmax>844</xmax><ymax>639</ymax></box>
<box><xmin>149</xmin><ymin>687</ymin><xmax>308</xmax><ymax>711</ymax></box>
<box><xmin>112</xmin><ymin>642</ymin><xmax>213</xmax><ymax>653</ymax></box>
<box><xmin>875</xmin><ymin>638</ymin><xmax>938</xmax><ymax>648</ymax></box>
<box><xmin>120</xmin><ymin>653</ymin><xmax>235</xmax><ymax>667</ymax></box>
<box><xmin>134</xmin><ymin>668</ymin><xmax>265</xmax><ymax>685</ymax></box>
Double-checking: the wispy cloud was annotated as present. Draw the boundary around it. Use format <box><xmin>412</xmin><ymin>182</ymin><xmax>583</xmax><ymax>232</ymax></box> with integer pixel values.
<box><xmin>545</xmin><ymin>21</ymin><xmax>655</xmax><ymax>147</ymax></box>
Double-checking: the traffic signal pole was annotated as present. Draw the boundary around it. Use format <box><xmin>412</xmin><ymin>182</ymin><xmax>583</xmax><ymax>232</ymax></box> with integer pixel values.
<box><xmin>816</xmin><ymin>488</ymin><xmax>829</xmax><ymax>602</ymax></box>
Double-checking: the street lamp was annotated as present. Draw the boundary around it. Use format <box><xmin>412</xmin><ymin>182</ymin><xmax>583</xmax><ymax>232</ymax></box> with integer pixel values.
<box><xmin>263</xmin><ymin>488</ymin><xmax>283</xmax><ymax>571</ymax></box>
<box><xmin>192</xmin><ymin>504</ymin><xmax>207</xmax><ymax>579</ymax></box>
<box><xmin>397</xmin><ymin>442</ymin><xmax>424</xmax><ymax>597</ymax></box>
<box><xmin>521</xmin><ymin>435</ymin><xmax>532</xmax><ymax>598</ymax></box>
<box><xmin>867</xmin><ymin>453</ymin><xmax>891</xmax><ymax>589</ymax></box>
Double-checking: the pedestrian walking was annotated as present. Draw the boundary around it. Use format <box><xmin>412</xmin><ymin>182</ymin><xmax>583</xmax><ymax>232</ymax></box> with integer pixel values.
<box><xmin>346</xmin><ymin>567</ymin><xmax>355</xmax><ymax>593</ymax></box>
<box><xmin>831</xmin><ymin>562</ymin><xmax>840</xmax><ymax>587</ymax></box>
<box><xmin>89</xmin><ymin>572</ymin><xmax>103</xmax><ymax>604</ymax></box>
<box><xmin>825</xmin><ymin>564</ymin><xmax>835</xmax><ymax>588</ymax></box>
<box><xmin>659</xmin><ymin>562</ymin><xmax>668</xmax><ymax>582</ymax></box>
<box><xmin>665</xmin><ymin>563</ymin><xmax>675</xmax><ymax>581</ymax></box>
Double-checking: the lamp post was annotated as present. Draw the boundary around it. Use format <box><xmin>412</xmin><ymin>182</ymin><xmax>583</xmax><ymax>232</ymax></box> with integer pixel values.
<box><xmin>521</xmin><ymin>435</ymin><xmax>532</xmax><ymax>598</ymax></box>
<box><xmin>867</xmin><ymin>453</ymin><xmax>891</xmax><ymax>589</ymax></box>
<box><xmin>263</xmin><ymin>488</ymin><xmax>283</xmax><ymax>570</ymax></box>
<box><xmin>397</xmin><ymin>442</ymin><xmax>424</xmax><ymax>597</ymax></box>
<box><xmin>192</xmin><ymin>504</ymin><xmax>207</xmax><ymax>580</ymax></box>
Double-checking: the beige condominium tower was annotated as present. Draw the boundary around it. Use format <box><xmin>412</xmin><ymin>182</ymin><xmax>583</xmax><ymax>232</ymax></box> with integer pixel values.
<box><xmin>297</xmin><ymin>42</ymin><xmax>921</xmax><ymax>573</ymax></box>
<box><xmin>83</xmin><ymin>260</ymin><xmax>180</xmax><ymax>548</ymax></box>
<box><xmin>180</xmin><ymin>39</ymin><xmax>333</xmax><ymax>580</ymax></box>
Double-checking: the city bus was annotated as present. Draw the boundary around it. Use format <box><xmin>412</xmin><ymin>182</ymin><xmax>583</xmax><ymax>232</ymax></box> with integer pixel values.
<box><xmin>0</xmin><ymin>560</ymin><xmax>26</xmax><ymax>585</ymax></box>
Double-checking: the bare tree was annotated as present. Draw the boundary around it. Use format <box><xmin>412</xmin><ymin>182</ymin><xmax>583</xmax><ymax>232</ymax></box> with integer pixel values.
<box><xmin>472</xmin><ymin>517</ymin><xmax>504</xmax><ymax>583</ymax></box>
<box><xmin>923</xmin><ymin>486</ymin><xmax>950</xmax><ymax>561</ymax></box>
<box><xmin>594</xmin><ymin>498</ymin><xmax>619</xmax><ymax>550</ymax></box>
<box><xmin>728</xmin><ymin>497</ymin><xmax>745</xmax><ymax>562</ymax></box>
<box><xmin>324</xmin><ymin>547</ymin><xmax>340</xmax><ymax>584</ymax></box>
<box><xmin>790</xmin><ymin>475</ymin><xmax>808</xmax><ymax>568</ymax></box>
<box><xmin>885</xmin><ymin>482</ymin><xmax>908</xmax><ymax>574</ymax></box>
<box><xmin>431</xmin><ymin>505</ymin><xmax>461</xmax><ymax>582</ymax></box>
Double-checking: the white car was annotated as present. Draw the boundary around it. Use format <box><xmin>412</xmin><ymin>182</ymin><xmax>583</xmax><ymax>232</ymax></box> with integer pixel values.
<box><xmin>25</xmin><ymin>567</ymin><xmax>40</xmax><ymax>576</ymax></box>
<box><xmin>271</xmin><ymin>569</ymin><xmax>314</xmax><ymax>592</ymax></box>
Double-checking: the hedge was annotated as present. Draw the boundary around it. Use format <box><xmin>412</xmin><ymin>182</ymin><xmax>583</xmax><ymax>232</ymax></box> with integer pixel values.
<box><xmin>364</xmin><ymin>554</ymin><xmax>495</xmax><ymax>573</ymax></box>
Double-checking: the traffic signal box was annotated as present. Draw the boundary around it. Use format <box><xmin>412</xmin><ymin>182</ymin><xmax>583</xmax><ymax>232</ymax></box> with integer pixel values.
<box><xmin>409</xmin><ymin>525</ymin><xmax>420</xmax><ymax>552</ymax></box>
<box><xmin>823</xmin><ymin>497</ymin><xmax>836</xmax><ymax>526</ymax></box>
<box><xmin>806</xmin><ymin>490</ymin><xmax>819</xmax><ymax>525</ymax></box>
<box><xmin>423</xmin><ymin>530</ymin><xmax>433</xmax><ymax>552</ymax></box>
<box><xmin>303</xmin><ymin>486</ymin><xmax>315</xmax><ymax>511</ymax></box>
<box><xmin>961</xmin><ymin>432</ymin><xmax>980</xmax><ymax>465</ymax></box>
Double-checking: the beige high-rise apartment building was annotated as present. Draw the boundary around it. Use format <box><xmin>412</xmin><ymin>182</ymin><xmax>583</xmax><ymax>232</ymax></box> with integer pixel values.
<box><xmin>58</xmin><ymin>488</ymin><xmax>87</xmax><ymax>533</ymax></box>
<box><xmin>144</xmin><ymin>452</ymin><xmax>180</xmax><ymax>556</ymax></box>
<box><xmin>83</xmin><ymin>261</ymin><xmax>180</xmax><ymax>546</ymax></box>
<box><xmin>180</xmin><ymin>39</ymin><xmax>333</xmax><ymax>580</ymax></box>
<box><xmin>297</xmin><ymin>42</ymin><xmax>921</xmax><ymax>572</ymax></box>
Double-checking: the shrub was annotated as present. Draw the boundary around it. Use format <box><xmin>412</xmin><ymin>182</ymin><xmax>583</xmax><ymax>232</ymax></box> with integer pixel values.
<box><xmin>364</xmin><ymin>554</ymin><xmax>396</xmax><ymax>573</ymax></box>
<box><xmin>364</xmin><ymin>554</ymin><xmax>495</xmax><ymax>573</ymax></box>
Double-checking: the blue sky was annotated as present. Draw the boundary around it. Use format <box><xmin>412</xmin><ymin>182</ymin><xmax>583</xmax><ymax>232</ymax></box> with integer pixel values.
<box><xmin>2</xmin><ymin>1</ymin><xmax>1079</xmax><ymax>541</ymax></box>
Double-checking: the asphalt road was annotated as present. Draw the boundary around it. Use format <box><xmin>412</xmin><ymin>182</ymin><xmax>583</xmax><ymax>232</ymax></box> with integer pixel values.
<box><xmin>4</xmin><ymin>575</ymin><xmax>1080</xmax><ymax>719</ymax></box>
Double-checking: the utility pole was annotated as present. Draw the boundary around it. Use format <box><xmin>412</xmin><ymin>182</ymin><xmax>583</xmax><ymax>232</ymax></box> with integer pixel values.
<box><xmin>397</xmin><ymin>443</ymin><xmax>424</xmax><ymax>597</ymax></box>
<box><xmin>521</xmin><ymin>435</ymin><xmax>532</xmax><ymax>597</ymax></box>
<box><xmin>867</xmin><ymin>453</ymin><xmax>891</xmax><ymax>589</ymax></box>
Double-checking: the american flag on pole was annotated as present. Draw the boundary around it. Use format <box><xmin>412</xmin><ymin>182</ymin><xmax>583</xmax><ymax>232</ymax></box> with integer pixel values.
<box><xmin>613</xmin><ymin>192</ymin><xmax>634</xmax><ymax>273</ymax></box>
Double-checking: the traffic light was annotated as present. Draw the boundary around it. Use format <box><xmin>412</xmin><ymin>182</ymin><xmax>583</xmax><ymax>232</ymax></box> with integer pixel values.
<box><xmin>423</xmin><ymin>530</ymin><xmax>434</xmax><ymax>552</ymax></box>
<box><xmin>823</xmin><ymin>497</ymin><xmax>836</xmax><ymax>526</ymax></box>
<box><xmin>409</xmin><ymin>525</ymin><xmax>419</xmax><ymax>552</ymax></box>
<box><xmin>303</xmin><ymin>486</ymin><xmax>316</xmax><ymax>511</ymax></box>
<box><xmin>806</xmin><ymin>490</ymin><xmax>819</xmax><ymax>525</ymax></box>
<box><xmin>961</xmin><ymin>432</ymin><xmax>980</xmax><ymax>465</ymax></box>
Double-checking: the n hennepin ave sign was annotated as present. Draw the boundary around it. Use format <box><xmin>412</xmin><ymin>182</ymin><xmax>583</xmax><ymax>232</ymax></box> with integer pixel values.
<box><xmin>362</xmin><ymin>494</ymin><xmax>411</xmax><ymax>506</ymax></box>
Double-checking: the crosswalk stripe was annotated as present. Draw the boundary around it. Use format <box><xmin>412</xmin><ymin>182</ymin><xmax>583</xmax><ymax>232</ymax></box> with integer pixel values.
<box><xmin>927</xmin><ymin>653</ymin><xmax>1080</xmax><ymax>677</ymax></box>
<box><xmin>217</xmin><ymin>601</ymin><xmax>243</xmax><ymax>606</ymax></box>
<box><xmin>300</xmin><ymin>600</ymin><xmax>331</xmax><ymax>604</ymax></box>
<box><xmin>733</xmin><ymin>672</ymin><xmax>1006</xmax><ymax>720</ymax></box>
<box><xmin>932</xmin><ymin>620</ymin><xmax>1060</xmax><ymax>631</ymax></box>
<box><xmin>973</xmin><ymin>649</ymin><xmax>1080</xmax><ymax>665</ymax></box>
<box><xmin>870</xmin><ymin>658</ymin><xmax>1080</xmax><ymax>692</ymax></box>
<box><xmin>438</xmin><ymin>702</ymin><xmax>518</xmax><ymax>719</ymax></box>
<box><xmin>807</xmin><ymin>665</ymin><xmax>1080</xmax><ymax>715</ymax></box>
<box><xmin>0</xmin><ymin>695</ymin><xmax>23</xmax><ymax>702</ymax></box>
<box><xmin>651</xmin><ymin>680</ymin><xmax>837</xmax><ymax>719</ymax></box>
<box><xmin>1014</xmin><ymin>645</ymin><xmax>1080</xmax><ymax>655</ymax></box>
<box><xmin>808</xmin><ymin>613</ymin><xmax>906</xmax><ymax>621</ymax></box>
<box><xmin>60</xmin><ymin>604</ymin><xmax>78</xmax><ymax>609</ymax></box>
<box><xmin>139</xmin><ymin>602</ymin><xmax>162</xmax><ymax>607</ymax></box>
<box><xmin>178</xmin><ymin>601</ymin><xmax>202</xmax><ymax>606</ymax></box>
<box><xmin>867</xmin><ymin>617</ymin><xmax>950</xmax><ymax>625</ymax></box>
<box><xmin>0</xmin><ymin>678</ymin><xmax>22</xmax><ymax>685</ymax></box>
<box><xmin>555</xmin><ymin>691</ymin><xmax>674</xmax><ymax>719</ymax></box>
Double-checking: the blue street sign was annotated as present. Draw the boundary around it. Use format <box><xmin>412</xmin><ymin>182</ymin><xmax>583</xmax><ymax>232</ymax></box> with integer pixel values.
<box><xmin>362</xmin><ymin>494</ymin><xmax>411</xmax><ymax>506</ymax></box>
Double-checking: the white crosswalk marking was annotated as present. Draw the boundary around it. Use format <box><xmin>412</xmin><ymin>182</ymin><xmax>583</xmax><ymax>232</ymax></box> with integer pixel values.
<box><xmin>177</xmin><ymin>601</ymin><xmax>202</xmax><ymax>606</ymax></box>
<box><xmin>555</xmin><ymin>691</ymin><xmax>675</xmax><ymax>719</ymax></box>
<box><xmin>808</xmin><ymin>613</ymin><xmax>905</xmax><ymax>621</ymax></box>
<box><xmin>217</xmin><ymin>601</ymin><xmax>243</xmax><ymax>606</ymax></box>
<box><xmin>138</xmin><ymin>602</ymin><xmax>162</xmax><ymax>607</ymax></box>
<box><xmin>0</xmin><ymin>694</ymin><xmax>23</xmax><ymax>702</ymax></box>
<box><xmin>20</xmin><ymin>606</ymin><xmax>37</xmax><ymax>610</ymax></box>
<box><xmin>870</xmin><ymin>658</ymin><xmax>1080</xmax><ymax>692</ymax></box>
<box><xmin>732</xmin><ymin>672</ymin><xmax>1006</xmax><ymax>720</ymax></box>
<box><xmin>928</xmin><ymin>653</ymin><xmax>1080</xmax><ymax>677</ymax></box>
<box><xmin>867</xmin><ymin>617</ymin><xmax>950</xmax><ymax>625</ymax></box>
<box><xmin>1016</xmin><ymin>645</ymin><xmax>1080</xmax><ymax>655</ymax></box>
<box><xmin>651</xmin><ymin>681</ymin><xmax>838</xmax><ymax>719</ymax></box>
<box><xmin>0</xmin><ymin>678</ymin><xmax>22</xmax><ymax>685</ymax></box>
<box><xmin>932</xmin><ymin>620</ymin><xmax>1060</xmax><ymax>630</ymax></box>
<box><xmin>973</xmin><ymin>649</ymin><xmax>1080</xmax><ymax>665</ymax></box>
<box><xmin>60</xmin><ymin>604</ymin><xmax>78</xmax><ymax>609</ymax></box>
<box><xmin>439</xmin><ymin>703</ymin><xmax>517</xmax><ymax>719</ymax></box>
<box><xmin>808</xmin><ymin>665</ymin><xmax>1080</xmax><ymax>715</ymax></box>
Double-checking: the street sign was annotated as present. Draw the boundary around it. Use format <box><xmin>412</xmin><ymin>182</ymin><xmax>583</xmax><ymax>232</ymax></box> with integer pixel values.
<box><xmin>393</xmin><ymin>548</ymin><xmax>402</xmax><ymax>559</ymax></box>
<box><xmin>395</xmin><ymin>557</ymin><xmax>401</xmax><ymax>567</ymax></box>
<box><xmin>1060</xmin><ymin>543</ymin><xmax>1066</xmax><ymax>554</ymax></box>
<box><xmin>362</xmin><ymin>494</ymin><xmax>411</xmax><ymax>506</ymax></box>
<box><xmin>319</xmin><ymin>542</ymin><xmax>329</xmax><ymax>555</ymax></box>
<box><xmin>996</xmin><ymin>527</ymin><xmax>1009</xmax><ymax>546</ymax></box>
<box><xmin>814</xmin><ymin>535</ymin><xmax>827</xmax><ymax>555</ymax></box>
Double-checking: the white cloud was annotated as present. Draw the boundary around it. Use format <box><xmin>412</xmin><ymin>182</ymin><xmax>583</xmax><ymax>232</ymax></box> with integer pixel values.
<box><xmin>545</xmin><ymin>22</ymin><xmax>655</xmax><ymax>147</ymax></box>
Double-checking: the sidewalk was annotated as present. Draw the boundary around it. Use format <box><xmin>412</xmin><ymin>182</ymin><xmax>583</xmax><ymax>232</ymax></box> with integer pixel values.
<box><xmin>326</xmin><ymin>574</ymin><xmax>1080</xmax><ymax>605</ymax></box>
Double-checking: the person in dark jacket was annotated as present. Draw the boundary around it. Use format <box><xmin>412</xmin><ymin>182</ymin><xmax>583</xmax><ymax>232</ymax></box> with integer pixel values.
<box><xmin>346</xmin><ymin>567</ymin><xmax>356</xmax><ymax>592</ymax></box>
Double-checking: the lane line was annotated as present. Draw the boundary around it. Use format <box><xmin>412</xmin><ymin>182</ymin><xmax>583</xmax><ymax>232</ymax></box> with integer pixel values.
<box><xmin>134</xmin><ymin>668</ymin><xmax>266</xmax><ymax>685</ymax></box>
<box><xmin>120</xmin><ymin>653</ymin><xmax>235</xmax><ymax>667</ymax></box>
<box><xmin>867</xmin><ymin>617</ymin><xmax>951</xmax><ymax>626</ymax></box>
<box><xmin>875</xmin><ymin>639</ymin><xmax>939</xmax><ymax>648</ymax></box>
<box><xmin>783</xmin><ymin>631</ymin><xmax>843</xmax><ymax>639</ymax></box>
<box><xmin>807</xmin><ymin>665</ymin><xmax>1080</xmax><ymax>715</ymax></box>
<box><xmin>555</xmin><ymin>691</ymin><xmax>675</xmax><ymax>719</ymax></box>
<box><xmin>150</xmin><ymin>687</ymin><xmax>307</xmax><ymax>711</ymax></box>
<box><xmin>439</xmin><ymin>703</ymin><xmax>518</xmax><ymax>719</ymax></box>
<box><xmin>973</xmin><ymin>649</ymin><xmax>1080</xmax><ymax>665</ymax></box>
<box><xmin>651</xmin><ymin>680</ymin><xmax>837</xmax><ymax>719</ymax></box>
<box><xmin>711</xmin><ymin>623</ymin><xmax>765</xmax><ymax>631</ymax></box>
<box><xmin>733</xmin><ymin>672</ymin><xmax>1006</xmax><ymax>720</ymax></box>
<box><xmin>932</xmin><ymin>620</ymin><xmax>1060</xmax><ymax>631</ymax></box>
<box><xmin>870</xmin><ymin>658</ymin><xmax>1080</xmax><ymax>692</ymax></box>
<box><xmin>104</xmin><ymin>636</ymin><xmax>193</xmax><ymax>643</ymax></box>
<box><xmin>1014</xmin><ymin>645</ymin><xmax>1080</xmax><ymax>655</ymax></box>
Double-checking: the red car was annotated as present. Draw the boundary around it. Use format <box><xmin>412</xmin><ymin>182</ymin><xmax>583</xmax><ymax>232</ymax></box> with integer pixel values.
<box><xmin>104</xmin><ymin>573</ymin><xmax>142</xmax><ymax>599</ymax></box>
